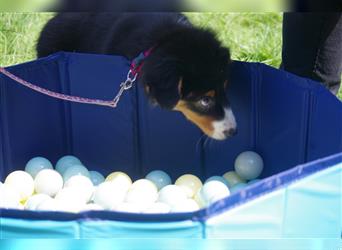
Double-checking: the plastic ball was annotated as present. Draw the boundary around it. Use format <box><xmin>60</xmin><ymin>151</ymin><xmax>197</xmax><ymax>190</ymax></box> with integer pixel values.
<box><xmin>194</xmin><ymin>190</ymin><xmax>206</xmax><ymax>208</ymax></box>
<box><xmin>62</xmin><ymin>164</ymin><xmax>90</xmax><ymax>182</ymax></box>
<box><xmin>230</xmin><ymin>183</ymin><xmax>248</xmax><ymax>193</ymax></box>
<box><xmin>248</xmin><ymin>179</ymin><xmax>261</xmax><ymax>185</ymax></box>
<box><xmin>125</xmin><ymin>189</ymin><xmax>158</xmax><ymax>211</ymax></box>
<box><xmin>25</xmin><ymin>157</ymin><xmax>53</xmax><ymax>178</ymax></box>
<box><xmin>171</xmin><ymin>199</ymin><xmax>200</xmax><ymax>213</ymax></box>
<box><xmin>64</xmin><ymin>175</ymin><xmax>94</xmax><ymax>203</ymax></box>
<box><xmin>55</xmin><ymin>155</ymin><xmax>82</xmax><ymax>175</ymax></box>
<box><xmin>57</xmin><ymin>200</ymin><xmax>83</xmax><ymax>213</ymax></box>
<box><xmin>125</xmin><ymin>179</ymin><xmax>158</xmax><ymax>209</ymax></box>
<box><xmin>93</xmin><ymin>182</ymin><xmax>127</xmax><ymax>209</ymax></box>
<box><xmin>55</xmin><ymin>187</ymin><xmax>86</xmax><ymax>206</ymax></box>
<box><xmin>222</xmin><ymin>171</ymin><xmax>246</xmax><ymax>188</ymax></box>
<box><xmin>158</xmin><ymin>185</ymin><xmax>187</xmax><ymax>207</ymax></box>
<box><xmin>34</xmin><ymin>169</ymin><xmax>63</xmax><ymax>197</ymax></box>
<box><xmin>145</xmin><ymin>170</ymin><xmax>172</xmax><ymax>190</ymax></box>
<box><xmin>17</xmin><ymin>204</ymin><xmax>25</xmax><ymax>210</ymax></box>
<box><xmin>205</xmin><ymin>176</ymin><xmax>230</xmax><ymax>187</ymax></box>
<box><xmin>234</xmin><ymin>151</ymin><xmax>264</xmax><ymax>180</ymax></box>
<box><xmin>5</xmin><ymin>170</ymin><xmax>34</xmax><ymax>201</ymax></box>
<box><xmin>113</xmin><ymin>202</ymin><xmax>141</xmax><ymax>213</ymax></box>
<box><xmin>175</xmin><ymin>174</ymin><xmax>202</xmax><ymax>198</ymax></box>
<box><xmin>130</xmin><ymin>179</ymin><xmax>158</xmax><ymax>193</ymax></box>
<box><xmin>89</xmin><ymin>171</ymin><xmax>105</xmax><ymax>186</ymax></box>
<box><xmin>25</xmin><ymin>194</ymin><xmax>51</xmax><ymax>210</ymax></box>
<box><xmin>143</xmin><ymin>202</ymin><xmax>171</xmax><ymax>214</ymax></box>
<box><xmin>200</xmin><ymin>180</ymin><xmax>230</xmax><ymax>205</ymax></box>
<box><xmin>0</xmin><ymin>185</ymin><xmax>21</xmax><ymax>209</ymax></box>
<box><xmin>105</xmin><ymin>171</ymin><xmax>132</xmax><ymax>190</ymax></box>
<box><xmin>80</xmin><ymin>203</ymin><xmax>103</xmax><ymax>212</ymax></box>
<box><xmin>36</xmin><ymin>198</ymin><xmax>60</xmax><ymax>211</ymax></box>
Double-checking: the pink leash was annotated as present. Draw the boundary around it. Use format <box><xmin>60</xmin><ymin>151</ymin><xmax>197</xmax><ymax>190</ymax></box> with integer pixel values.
<box><xmin>0</xmin><ymin>49</ymin><xmax>153</xmax><ymax>108</ymax></box>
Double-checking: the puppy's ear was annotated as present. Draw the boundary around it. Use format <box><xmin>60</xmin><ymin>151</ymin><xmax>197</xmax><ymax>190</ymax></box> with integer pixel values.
<box><xmin>140</xmin><ymin>58</ymin><xmax>182</xmax><ymax>109</ymax></box>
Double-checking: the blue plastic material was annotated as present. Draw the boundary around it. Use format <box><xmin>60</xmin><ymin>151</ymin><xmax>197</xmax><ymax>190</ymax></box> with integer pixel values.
<box><xmin>0</xmin><ymin>52</ymin><xmax>341</xmax><ymax>239</ymax></box>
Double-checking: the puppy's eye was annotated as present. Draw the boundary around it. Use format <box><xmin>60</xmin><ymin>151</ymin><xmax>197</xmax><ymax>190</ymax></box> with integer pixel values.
<box><xmin>198</xmin><ymin>96</ymin><xmax>214</xmax><ymax>108</ymax></box>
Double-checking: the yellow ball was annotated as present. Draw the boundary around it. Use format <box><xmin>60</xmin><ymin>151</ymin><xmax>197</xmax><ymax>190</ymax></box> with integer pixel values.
<box><xmin>222</xmin><ymin>171</ymin><xmax>246</xmax><ymax>188</ymax></box>
<box><xmin>175</xmin><ymin>174</ymin><xmax>202</xmax><ymax>198</ymax></box>
<box><xmin>5</xmin><ymin>170</ymin><xmax>34</xmax><ymax>201</ymax></box>
<box><xmin>105</xmin><ymin>171</ymin><xmax>132</xmax><ymax>190</ymax></box>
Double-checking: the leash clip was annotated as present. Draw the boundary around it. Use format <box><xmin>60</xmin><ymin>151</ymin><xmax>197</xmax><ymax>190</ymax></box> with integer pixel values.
<box><xmin>120</xmin><ymin>70</ymin><xmax>137</xmax><ymax>90</ymax></box>
<box><xmin>111</xmin><ymin>69</ymin><xmax>138</xmax><ymax>107</ymax></box>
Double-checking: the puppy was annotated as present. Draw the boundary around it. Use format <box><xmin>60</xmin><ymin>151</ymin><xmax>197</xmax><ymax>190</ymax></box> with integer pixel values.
<box><xmin>37</xmin><ymin>13</ymin><xmax>237</xmax><ymax>140</ymax></box>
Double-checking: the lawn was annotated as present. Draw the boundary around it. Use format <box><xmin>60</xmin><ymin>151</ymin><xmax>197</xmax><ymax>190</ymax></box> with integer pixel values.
<box><xmin>0</xmin><ymin>12</ymin><xmax>341</xmax><ymax>98</ymax></box>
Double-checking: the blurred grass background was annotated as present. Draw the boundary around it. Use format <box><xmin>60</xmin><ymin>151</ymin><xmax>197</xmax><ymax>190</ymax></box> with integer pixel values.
<box><xmin>0</xmin><ymin>12</ymin><xmax>341</xmax><ymax>98</ymax></box>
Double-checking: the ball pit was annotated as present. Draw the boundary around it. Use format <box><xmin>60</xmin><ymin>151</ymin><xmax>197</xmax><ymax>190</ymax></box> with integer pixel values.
<box><xmin>1</xmin><ymin>53</ymin><xmax>340</xmax><ymax>241</ymax></box>
<box><xmin>0</xmin><ymin>151</ymin><xmax>262</xmax><ymax>213</ymax></box>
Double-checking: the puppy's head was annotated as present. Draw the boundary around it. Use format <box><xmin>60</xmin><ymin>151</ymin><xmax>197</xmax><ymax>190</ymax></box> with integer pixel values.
<box><xmin>140</xmin><ymin>27</ymin><xmax>237</xmax><ymax>140</ymax></box>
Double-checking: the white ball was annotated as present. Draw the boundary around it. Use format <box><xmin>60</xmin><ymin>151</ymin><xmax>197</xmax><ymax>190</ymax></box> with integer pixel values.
<box><xmin>25</xmin><ymin>194</ymin><xmax>51</xmax><ymax>210</ymax></box>
<box><xmin>175</xmin><ymin>174</ymin><xmax>202</xmax><ymax>198</ymax></box>
<box><xmin>130</xmin><ymin>179</ymin><xmax>158</xmax><ymax>193</ymax></box>
<box><xmin>0</xmin><ymin>185</ymin><xmax>21</xmax><ymax>209</ymax></box>
<box><xmin>113</xmin><ymin>202</ymin><xmax>141</xmax><ymax>213</ymax></box>
<box><xmin>5</xmin><ymin>170</ymin><xmax>34</xmax><ymax>201</ymax></box>
<box><xmin>125</xmin><ymin>187</ymin><xmax>157</xmax><ymax>204</ymax></box>
<box><xmin>125</xmin><ymin>189</ymin><xmax>158</xmax><ymax>211</ymax></box>
<box><xmin>34</xmin><ymin>169</ymin><xmax>63</xmax><ymax>197</ymax></box>
<box><xmin>158</xmin><ymin>185</ymin><xmax>187</xmax><ymax>207</ymax></box>
<box><xmin>93</xmin><ymin>182</ymin><xmax>127</xmax><ymax>209</ymax></box>
<box><xmin>64</xmin><ymin>175</ymin><xmax>94</xmax><ymax>203</ymax></box>
<box><xmin>17</xmin><ymin>204</ymin><xmax>25</xmax><ymax>210</ymax></box>
<box><xmin>143</xmin><ymin>202</ymin><xmax>171</xmax><ymax>214</ymax></box>
<box><xmin>55</xmin><ymin>187</ymin><xmax>87</xmax><ymax>208</ymax></box>
<box><xmin>80</xmin><ymin>203</ymin><xmax>104</xmax><ymax>212</ymax></box>
<box><xmin>36</xmin><ymin>198</ymin><xmax>60</xmax><ymax>211</ymax></box>
<box><xmin>125</xmin><ymin>179</ymin><xmax>158</xmax><ymax>210</ymax></box>
<box><xmin>200</xmin><ymin>180</ymin><xmax>230</xmax><ymax>205</ymax></box>
<box><xmin>171</xmin><ymin>199</ymin><xmax>200</xmax><ymax>213</ymax></box>
<box><xmin>57</xmin><ymin>200</ymin><xmax>83</xmax><ymax>213</ymax></box>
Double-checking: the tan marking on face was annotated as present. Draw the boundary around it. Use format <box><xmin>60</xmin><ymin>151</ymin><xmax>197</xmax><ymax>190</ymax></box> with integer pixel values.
<box><xmin>205</xmin><ymin>90</ymin><xmax>215</xmax><ymax>97</ymax></box>
<box><xmin>174</xmin><ymin>100</ymin><xmax>215</xmax><ymax>136</ymax></box>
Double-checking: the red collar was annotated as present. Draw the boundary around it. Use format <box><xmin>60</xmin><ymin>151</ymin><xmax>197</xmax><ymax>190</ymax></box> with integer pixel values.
<box><xmin>130</xmin><ymin>47</ymin><xmax>154</xmax><ymax>76</ymax></box>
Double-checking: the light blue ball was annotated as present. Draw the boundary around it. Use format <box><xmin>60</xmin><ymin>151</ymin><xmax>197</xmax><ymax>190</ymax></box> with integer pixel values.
<box><xmin>248</xmin><ymin>179</ymin><xmax>261</xmax><ymax>185</ymax></box>
<box><xmin>89</xmin><ymin>171</ymin><xmax>105</xmax><ymax>186</ymax></box>
<box><xmin>62</xmin><ymin>164</ymin><xmax>90</xmax><ymax>182</ymax></box>
<box><xmin>230</xmin><ymin>183</ymin><xmax>248</xmax><ymax>193</ymax></box>
<box><xmin>205</xmin><ymin>176</ymin><xmax>229</xmax><ymax>187</ymax></box>
<box><xmin>55</xmin><ymin>155</ymin><xmax>82</xmax><ymax>175</ymax></box>
<box><xmin>234</xmin><ymin>151</ymin><xmax>264</xmax><ymax>180</ymax></box>
<box><xmin>145</xmin><ymin>170</ymin><xmax>171</xmax><ymax>190</ymax></box>
<box><xmin>25</xmin><ymin>157</ymin><xmax>53</xmax><ymax>178</ymax></box>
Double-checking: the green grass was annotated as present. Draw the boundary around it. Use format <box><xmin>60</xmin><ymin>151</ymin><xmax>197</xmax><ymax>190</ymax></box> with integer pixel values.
<box><xmin>0</xmin><ymin>12</ymin><xmax>341</xmax><ymax>98</ymax></box>
<box><xmin>187</xmin><ymin>13</ymin><xmax>283</xmax><ymax>67</ymax></box>
<box><xmin>0</xmin><ymin>12</ymin><xmax>53</xmax><ymax>66</ymax></box>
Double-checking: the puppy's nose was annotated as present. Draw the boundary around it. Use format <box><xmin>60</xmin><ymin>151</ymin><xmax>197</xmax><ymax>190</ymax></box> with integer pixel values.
<box><xmin>223</xmin><ymin>128</ymin><xmax>237</xmax><ymax>137</ymax></box>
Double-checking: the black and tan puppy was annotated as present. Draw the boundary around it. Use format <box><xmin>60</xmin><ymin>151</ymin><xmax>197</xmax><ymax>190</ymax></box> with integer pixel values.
<box><xmin>37</xmin><ymin>13</ymin><xmax>237</xmax><ymax>140</ymax></box>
